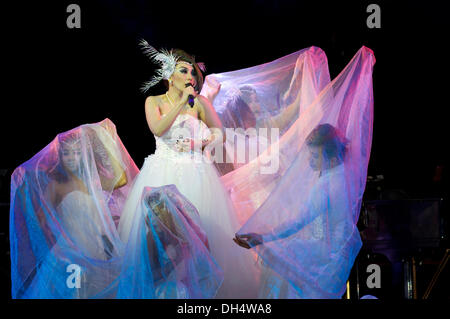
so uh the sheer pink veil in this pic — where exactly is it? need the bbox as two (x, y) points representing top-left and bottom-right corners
(10, 117), (223, 298)
(202, 46), (375, 298)
(10, 44), (375, 299)
(9, 119), (139, 298)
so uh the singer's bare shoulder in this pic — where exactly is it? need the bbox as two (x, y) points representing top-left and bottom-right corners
(145, 94), (172, 116)
(145, 94), (164, 106)
(144, 96), (156, 113)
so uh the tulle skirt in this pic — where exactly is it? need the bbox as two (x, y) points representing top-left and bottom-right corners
(118, 149), (260, 298)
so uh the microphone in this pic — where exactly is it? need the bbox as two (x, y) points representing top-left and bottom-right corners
(185, 83), (195, 108)
(188, 95), (195, 108)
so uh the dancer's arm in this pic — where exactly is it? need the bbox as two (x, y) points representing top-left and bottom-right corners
(203, 76), (221, 104)
(35, 181), (59, 246)
(260, 208), (320, 242)
(87, 127), (127, 190)
(264, 89), (302, 129)
(99, 152), (127, 190)
(235, 198), (324, 248)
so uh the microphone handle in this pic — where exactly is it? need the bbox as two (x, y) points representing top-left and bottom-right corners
(188, 95), (194, 108)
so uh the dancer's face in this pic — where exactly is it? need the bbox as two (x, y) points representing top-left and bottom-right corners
(242, 89), (261, 114)
(308, 146), (341, 172)
(308, 146), (324, 171)
(170, 61), (197, 92)
(61, 143), (82, 173)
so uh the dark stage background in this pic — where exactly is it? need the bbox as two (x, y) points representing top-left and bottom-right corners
(3, 0), (449, 200)
(2, 0), (449, 302)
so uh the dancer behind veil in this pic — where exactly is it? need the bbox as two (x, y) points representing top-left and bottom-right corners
(211, 83), (315, 175)
(11, 41), (374, 299)
(9, 120), (138, 298)
(202, 46), (331, 179)
(234, 123), (354, 298)
(10, 118), (222, 298)
(201, 46), (332, 228)
(231, 47), (375, 298)
(117, 41), (260, 298)
(117, 184), (223, 298)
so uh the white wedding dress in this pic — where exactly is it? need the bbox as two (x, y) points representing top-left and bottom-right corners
(118, 112), (260, 298)
(23, 191), (119, 298)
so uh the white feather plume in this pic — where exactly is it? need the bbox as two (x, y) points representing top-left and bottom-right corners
(139, 39), (180, 93)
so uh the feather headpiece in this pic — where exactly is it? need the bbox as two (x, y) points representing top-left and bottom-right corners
(139, 39), (206, 93)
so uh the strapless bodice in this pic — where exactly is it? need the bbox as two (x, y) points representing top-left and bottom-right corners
(56, 190), (110, 259)
(152, 113), (211, 160)
(57, 190), (95, 215)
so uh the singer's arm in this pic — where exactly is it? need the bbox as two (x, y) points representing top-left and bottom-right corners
(145, 96), (185, 137)
(197, 95), (226, 144)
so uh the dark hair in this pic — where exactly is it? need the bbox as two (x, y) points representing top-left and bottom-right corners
(162, 49), (204, 93)
(238, 85), (259, 108)
(306, 123), (348, 163)
(223, 96), (256, 130)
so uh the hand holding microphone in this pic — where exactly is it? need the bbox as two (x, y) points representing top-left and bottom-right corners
(184, 83), (196, 108)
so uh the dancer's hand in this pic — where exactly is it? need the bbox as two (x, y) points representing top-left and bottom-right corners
(209, 82), (221, 102)
(204, 76), (221, 103)
(201, 136), (215, 151)
(175, 137), (193, 152)
(233, 233), (263, 249)
(100, 120), (115, 136)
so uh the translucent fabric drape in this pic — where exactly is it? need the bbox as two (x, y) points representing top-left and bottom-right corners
(10, 45), (374, 299)
(203, 46), (375, 298)
(201, 46), (330, 176)
(9, 119), (222, 298)
(10, 119), (138, 298)
(117, 185), (223, 298)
